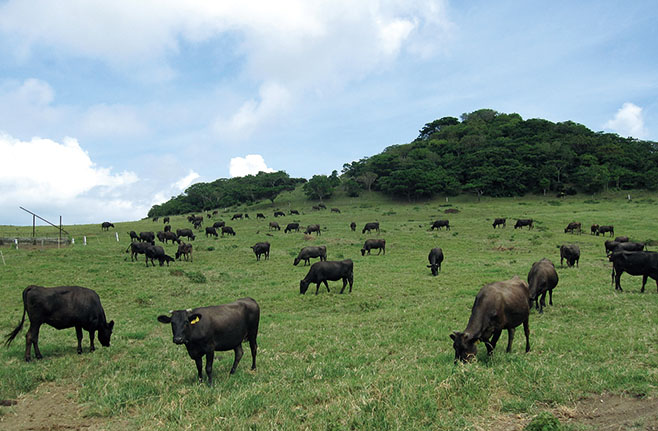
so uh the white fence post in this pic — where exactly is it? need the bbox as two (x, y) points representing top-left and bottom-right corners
(0, 250), (5, 265)
(115, 232), (119, 242)
(71, 238), (75, 244)
(84, 236), (87, 246)
(14, 238), (18, 249)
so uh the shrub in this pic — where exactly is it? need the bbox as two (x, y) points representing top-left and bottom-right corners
(525, 412), (560, 431)
(185, 271), (207, 284)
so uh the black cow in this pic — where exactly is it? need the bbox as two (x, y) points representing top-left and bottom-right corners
(294, 246), (327, 266)
(560, 244), (580, 267)
(362, 222), (380, 234)
(312, 205), (321, 211)
(350, 222), (356, 232)
(244, 214), (250, 219)
(157, 298), (260, 384)
(615, 236), (629, 243)
(101, 222), (114, 231)
(284, 223), (300, 233)
(5, 285), (114, 361)
(597, 225), (614, 237)
(590, 224), (599, 235)
(527, 258), (559, 313)
(139, 231), (155, 243)
(152, 217), (159, 222)
(492, 218), (506, 229)
(331, 208), (341, 213)
(269, 222), (281, 231)
(176, 243), (193, 262)
(157, 231), (166, 243)
(177, 228), (196, 241)
(564, 222), (582, 234)
(290, 210), (299, 215)
(606, 241), (645, 255)
(256, 213), (265, 219)
(163, 231), (180, 244)
(128, 230), (139, 242)
(274, 211), (285, 217)
(145, 245), (172, 267)
(305, 224), (321, 235)
(361, 239), (385, 256)
(427, 247), (444, 276)
(514, 219), (534, 229)
(300, 260), (354, 295)
(221, 226), (236, 237)
(430, 220), (450, 231)
(193, 220), (203, 230)
(231, 213), (243, 220)
(318, 203), (326, 209)
(610, 251), (658, 292)
(252, 242), (270, 261)
(450, 276), (530, 362)
(163, 217), (170, 224)
(207, 213), (212, 219)
(126, 241), (153, 261)
(212, 221), (226, 229)
(205, 227), (218, 238)
(164, 225), (171, 232)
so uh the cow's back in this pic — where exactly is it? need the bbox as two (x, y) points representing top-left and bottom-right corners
(188, 299), (259, 352)
(25, 285), (105, 330)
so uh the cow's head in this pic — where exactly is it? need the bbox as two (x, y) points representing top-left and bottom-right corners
(293, 257), (301, 266)
(97, 320), (114, 347)
(157, 310), (201, 345)
(300, 280), (310, 295)
(427, 264), (439, 276)
(450, 331), (478, 363)
(361, 248), (366, 256)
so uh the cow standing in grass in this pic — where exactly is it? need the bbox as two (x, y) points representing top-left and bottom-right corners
(609, 251), (658, 292)
(300, 260), (354, 295)
(514, 219), (533, 229)
(101, 222), (114, 231)
(492, 218), (506, 229)
(251, 242), (270, 261)
(427, 248), (444, 276)
(527, 258), (558, 313)
(560, 244), (580, 267)
(361, 239), (385, 256)
(294, 246), (327, 266)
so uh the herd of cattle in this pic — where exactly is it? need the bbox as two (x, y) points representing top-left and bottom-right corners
(4, 208), (658, 384)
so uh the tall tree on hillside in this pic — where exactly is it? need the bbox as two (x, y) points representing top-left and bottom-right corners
(303, 175), (334, 202)
(357, 171), (378, 192)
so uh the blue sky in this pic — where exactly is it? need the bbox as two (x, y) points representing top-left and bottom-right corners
(0, 1), (656, 225)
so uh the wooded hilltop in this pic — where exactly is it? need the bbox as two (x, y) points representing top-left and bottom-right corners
(149, 108), (658, 216)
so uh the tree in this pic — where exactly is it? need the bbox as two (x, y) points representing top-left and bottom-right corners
(342, 178), (360, 197)
(303, 175), (334, 202)
(357, 171), (378, 192)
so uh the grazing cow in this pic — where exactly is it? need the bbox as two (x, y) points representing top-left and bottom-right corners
(207, 213), (212, 219)
(175, 243), (193, 262)
(331, 208), (341, 213)
(450, 276), (530, 362)
(221, 226), (236, 237)
(290, 210), (299, 215)
(256, 213), (265, 219)
(126, 241), (153, 261)
(294, 246), (327, 266)
(212, 210), (218, 215)
(231, 213), (243, 220)
(193, 220), (202, 230)
(284, 223), (300, 233)
(350, 222), (356, 232)
(163, 216), (170, 224)
(597, 225), (614, 237)
(615, 236), (629, 243)
(205, 227), (218, 238)
(300, 260), (354, 295)
(187, 215), (196, 223)
(177, 228), (196, 241)
(362, 222), (380, 234)
(492, 218), (506, 229)
(427, 247), (444, 276)
(527, 258), (559, 313)
(305, 224), (321, 235)
(244, 214), (250, 219)
(152, 217), (159, 222)
(609, 251), (658, 292)
(128, 231), (139, 242)
(101, 222), (114, 231)
(514, 219), (534, 229)
(163, 231), (180, 244)
(269, 222), (281, 231)
(318, 203), (326, 209)
(157, 298), (260, 384)
(560, 244), (580, 267)
(274, 211), (285, 217)
(139, 231), (155, 243)
(157, 231), (166, 243)
(251, 242), (270, 261)
(564, 222), (582, 234)
(145, 245), (171, 267)
(606, 241), (645, 255)
(430, 220), (450, 231)
(212, 221), (225, 229)
(312, 205), (321, 211)
(590, 224), (599, 235)
(164, 225), (172, 232)
(5, 285), (114, 361)
(361, 239), (385, 256)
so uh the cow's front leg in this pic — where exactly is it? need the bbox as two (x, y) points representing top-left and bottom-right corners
(76, 326), (83, 354)
(205, 351), (214, 386)
(88, 329), (96, 352)
(194, 357), (203, 383)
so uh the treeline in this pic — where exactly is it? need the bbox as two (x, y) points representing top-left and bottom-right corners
(342, 109), (658, 199)
(148, 171), (305, 217)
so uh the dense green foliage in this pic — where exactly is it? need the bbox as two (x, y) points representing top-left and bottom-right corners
(148, 171), (305, 217)
(343, 109), (658, 200)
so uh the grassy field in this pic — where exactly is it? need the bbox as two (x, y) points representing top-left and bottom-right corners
(0, 190), (657, 430)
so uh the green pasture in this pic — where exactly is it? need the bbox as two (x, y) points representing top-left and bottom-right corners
(1, 190), (657, 430)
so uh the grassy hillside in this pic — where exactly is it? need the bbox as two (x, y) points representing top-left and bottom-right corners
(1, 191), (657, 430)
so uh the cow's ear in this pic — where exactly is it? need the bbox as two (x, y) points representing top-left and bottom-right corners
(188, 314), (202, 325)
(450, 332), (458, 341)
(108, 320), (114, 330)
(157, 315), (171, 324)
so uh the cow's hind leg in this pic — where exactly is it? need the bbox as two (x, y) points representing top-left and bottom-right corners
(548, 288), (553, 306)
(523, 320), (530, 352)
(323, 280), (330, 293)
(230, 345), (243, 374)
(641, 274), (648, 293)
(76, 326), (83, 354)
(539, 292), (547, 313)
(88, 329), (96, 352)
(205, 351), (214, 385)
(488, 329), (502, 354)
(248, 335), (258, 370)
(505, 327), (516, 353)
(26, 323), (42, 360)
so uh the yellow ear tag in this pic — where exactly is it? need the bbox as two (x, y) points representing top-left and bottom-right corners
(190, 317), (200, 325)
(475, 340), (480, 344)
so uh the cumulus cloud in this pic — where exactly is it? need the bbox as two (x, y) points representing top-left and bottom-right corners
(173, 170), (200, 191)
(229, 154), (274, 177)
(604, 102), (648, 139)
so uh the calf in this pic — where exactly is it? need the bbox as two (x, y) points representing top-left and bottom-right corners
(300, 260), (354, 295)
(610, 251), (658, 292)
(492, 218), (506, 229)
(350, 222), (356, 232)
(305, 224), (321, 235)
(274, 211), (285, 217)
(514, 219), (534, 229)
(450, 276), (530, 362)
(101, 222), (114, 231)
(284, 223), (300, 233)
(205, 227), (218, 238)
(590, 224), (599, 235)
(430, 220), (450, 231)
(177, 228), (196, 241)
(175, 242), (193, 262)
(269, 222), (281, 231)
(294, 246), (327, 266)
(560, 244), (580, 267)
(157, 298), (260, 385)
(231, 213), (243, 220)
(362, 222), (380, 234)
(252, 242), (270, 261)
(126, 241), (152, 261)
(5, 285), (114, 361)
(361, 239), (385, 256)
(597, 225), (614, 237)
(564, 222), (581, 234)
(212, 221), (226, 229)
(256, 213), (266, 219)
(427, 247), (444, 276)
(527, 258), (558, 313)
(128, 230), (139, 242)
(221, 226), (236, 237)
(139, 231), (155, 243)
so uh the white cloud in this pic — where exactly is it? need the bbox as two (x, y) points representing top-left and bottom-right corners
(604, 102), (648, 139)
(229, 154), (274, 177)
(173, 170), (200, 191)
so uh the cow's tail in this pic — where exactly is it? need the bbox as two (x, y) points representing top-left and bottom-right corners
(5, 287), (29, 347)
